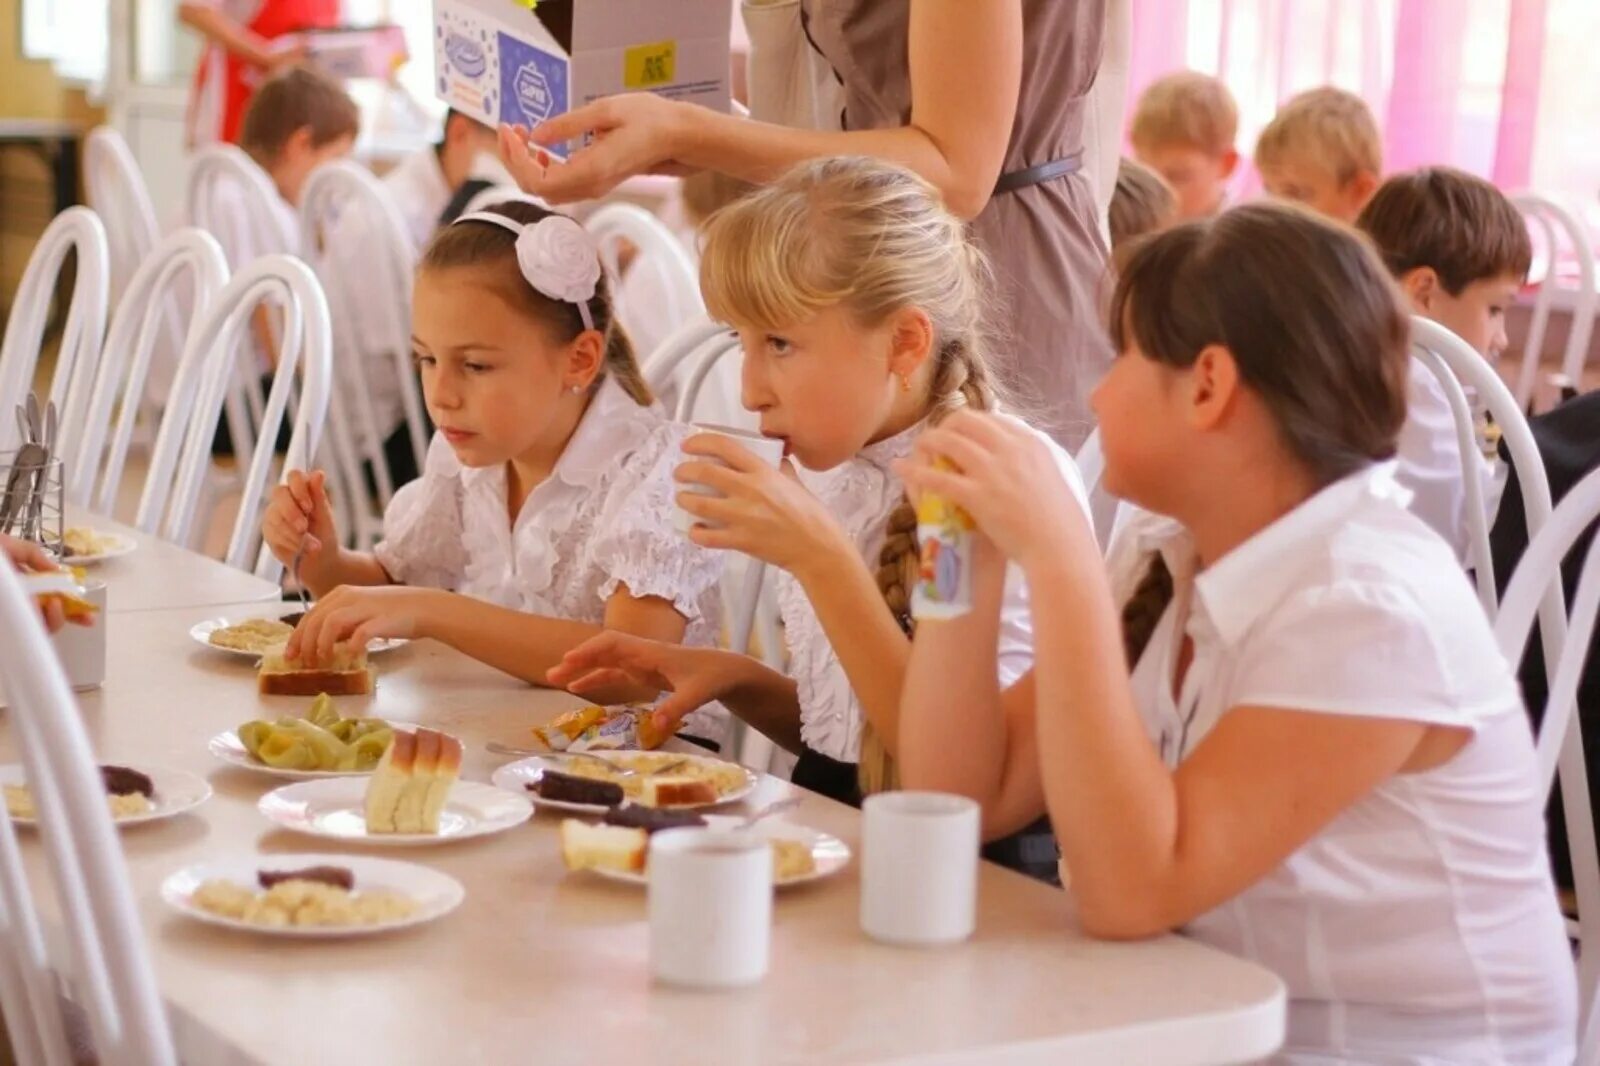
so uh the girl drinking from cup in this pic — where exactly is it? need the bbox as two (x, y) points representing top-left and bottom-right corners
(894, 203), (1575, 1061)
(261, 201), (725, 740)
(548, 157), (1088, 882)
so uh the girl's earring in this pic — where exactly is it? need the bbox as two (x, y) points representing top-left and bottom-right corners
(897, 372), (912, 394)
(568, 384), (583, 394)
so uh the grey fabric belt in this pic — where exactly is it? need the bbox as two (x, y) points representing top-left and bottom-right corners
(993, 150), (1085, 195)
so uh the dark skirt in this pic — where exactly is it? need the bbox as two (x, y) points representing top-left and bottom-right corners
(791, 746), (1061, 886)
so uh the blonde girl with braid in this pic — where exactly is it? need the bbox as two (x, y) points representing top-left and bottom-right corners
(262, 201), (727, 739)
(894, 203), (1573, 1061)
(550, 158), (1090, 880)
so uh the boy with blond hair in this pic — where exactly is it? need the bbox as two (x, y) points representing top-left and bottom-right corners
(1256, 86), (1382, 224)
(1128, 71), (1239, 220)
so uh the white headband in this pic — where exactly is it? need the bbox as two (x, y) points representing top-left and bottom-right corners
(453, 211), (602, 331)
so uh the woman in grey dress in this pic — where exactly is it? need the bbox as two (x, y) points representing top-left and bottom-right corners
(497, 1), (1112, 446)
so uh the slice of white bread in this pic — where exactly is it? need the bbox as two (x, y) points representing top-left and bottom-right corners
(393, 728), (439, 833)
(364, 730), (414, 833)
(421, 731), (462, 833)
(639, 775), (718, 809)
(258, 646), (373, 697)
(559, 819), (646, 873)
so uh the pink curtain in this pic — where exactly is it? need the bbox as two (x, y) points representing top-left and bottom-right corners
(1119, 0), (1546, 187)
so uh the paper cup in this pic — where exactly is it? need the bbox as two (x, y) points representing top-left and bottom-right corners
(649, 828), (773, 988)
(674, 424), (786, 534)
(860, 791), (979, 947)
(50, 580), (107, 692)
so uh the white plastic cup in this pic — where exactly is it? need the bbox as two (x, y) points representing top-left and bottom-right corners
(673, 424), (786, 534)
(860, 791), (980, 947)
(649, 828), (773, 989)
(51, 580), (107, 692)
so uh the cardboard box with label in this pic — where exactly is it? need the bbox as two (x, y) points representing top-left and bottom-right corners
(432, 0), (731, 156)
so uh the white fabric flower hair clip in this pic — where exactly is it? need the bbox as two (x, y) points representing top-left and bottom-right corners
(453, 211), (603, 330)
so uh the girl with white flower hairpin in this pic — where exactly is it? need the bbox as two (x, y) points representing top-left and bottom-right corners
(261, 200), (727, 741)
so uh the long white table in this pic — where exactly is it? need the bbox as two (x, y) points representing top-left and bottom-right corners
(63, 506), (280, 612)
(3, 590), (1286, 1064)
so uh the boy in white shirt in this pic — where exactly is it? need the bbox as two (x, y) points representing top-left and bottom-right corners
(1356, 166), (1530, 561)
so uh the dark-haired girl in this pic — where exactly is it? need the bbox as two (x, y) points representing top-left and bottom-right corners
(895, 203), (1576, 1062)
(260, 202), (724, 736)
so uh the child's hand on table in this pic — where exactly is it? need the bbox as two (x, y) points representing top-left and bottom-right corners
(287, 585), (436, 666)
(547, 632), (745, 735)
(2, 533), (86, 633)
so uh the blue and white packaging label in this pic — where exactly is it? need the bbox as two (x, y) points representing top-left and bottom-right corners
(498, 31), (570, 128)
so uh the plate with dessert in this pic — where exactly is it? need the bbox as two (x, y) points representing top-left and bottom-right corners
(259, 728), (532, 845)
(209, 694), (405, 779)
(162, 853), (464, 938)
(191, 617), (407, 659)
(60, 526), (137, 565)
(493, 751), (758, 814)
(1, 763), (211, 828)
(559, 812), (850, 888)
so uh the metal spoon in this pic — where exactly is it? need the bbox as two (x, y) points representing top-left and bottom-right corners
(737, 796), (803, 828)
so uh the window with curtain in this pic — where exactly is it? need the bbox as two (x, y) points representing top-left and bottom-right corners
(23, 0), (111, 84)
(1127, 0), (1600, 209)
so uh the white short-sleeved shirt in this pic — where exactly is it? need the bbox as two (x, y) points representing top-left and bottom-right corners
(1122, 465), (1575, 1064)
(372, 378), (727, 737)
(784, 416), (1091, 762)
(1397, 353), (1494, 565)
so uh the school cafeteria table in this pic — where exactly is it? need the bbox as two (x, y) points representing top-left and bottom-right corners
(64, 505), (281, 612)
(2, 587), (1287, 1063)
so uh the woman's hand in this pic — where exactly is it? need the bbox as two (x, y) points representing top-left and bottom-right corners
(893, 411), (1093, 573)
(263, 470), (340, 592)
(675, 434), (851, 579)
(287, 585), (439, 666)
(496, 93), (697, 203)
(547, 632), (750, 735)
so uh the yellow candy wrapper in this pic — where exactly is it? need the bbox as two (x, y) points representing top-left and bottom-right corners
(912, 458), (974, 620)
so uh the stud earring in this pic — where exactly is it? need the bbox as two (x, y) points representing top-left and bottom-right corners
(897, 373), (912, 394)
(568, 384), (583, 394)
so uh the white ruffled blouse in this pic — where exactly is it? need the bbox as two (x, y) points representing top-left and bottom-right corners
(783, 417), (1089, 762)
(372, 379), (726, 733)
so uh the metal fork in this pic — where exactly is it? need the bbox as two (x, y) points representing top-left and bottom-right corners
(288, 536), (311, 613)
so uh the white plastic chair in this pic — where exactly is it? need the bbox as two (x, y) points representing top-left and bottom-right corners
(298, 160), (429, 549)
(1494, 463), (1600, 1055)
(0, 564), (177, 1066)
(643, 316), (734, 414)
(586, 202), (705, 350)
(70, 229), (230, 513)
(136, 255), (333, 580)
(185, 144), (299, 467)
(83, 127), (160, 312)
(1410, 317), (1556, 612)
(1511, 193), (1596, 411)
(0, 208), (110, 472)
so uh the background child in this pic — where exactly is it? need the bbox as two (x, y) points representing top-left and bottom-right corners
(1356, 166), (1532, 561)
(1255, 86), (1382, 223)
(895, 203), (1574, 1061)
(549, 158), (1088, 882)
(1107, 156), (1178, 267)
(261, 201), (726, 739)
(237, 65), (359, 229)
(1129, 71), (1239, 220)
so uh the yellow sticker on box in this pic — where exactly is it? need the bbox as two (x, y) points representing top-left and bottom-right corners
(624, 39), (677, 88)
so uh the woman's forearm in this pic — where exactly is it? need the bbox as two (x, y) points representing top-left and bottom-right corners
(178, 5), (273, 66)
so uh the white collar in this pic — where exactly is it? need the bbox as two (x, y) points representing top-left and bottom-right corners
(856, 417), (925, 471)
(1152, 462), (1409, 646)
(459, 376), (650, 497)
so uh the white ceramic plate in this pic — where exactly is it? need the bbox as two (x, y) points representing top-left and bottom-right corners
(491, 752), (758, 815)
(259, 778), (533, 846)
(60, 528), (137, 565)
(0, 764), (211, 828)
(162, 853), (464, 938)
(584, 816), (851, 889)
(189, 617), (408, 658)
(208, 724), (410, 781)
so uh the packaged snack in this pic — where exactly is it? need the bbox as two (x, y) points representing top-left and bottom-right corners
(911, 459), (974, 620)
(531, 706), (606, 751)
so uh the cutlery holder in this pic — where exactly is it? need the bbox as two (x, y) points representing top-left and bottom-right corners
(0, 448), (64, 554)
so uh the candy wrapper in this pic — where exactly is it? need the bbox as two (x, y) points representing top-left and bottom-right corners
(912, 459), (973, 620)
(531, 704), (679, 752)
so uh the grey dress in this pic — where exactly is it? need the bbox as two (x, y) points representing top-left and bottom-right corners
(799, 0), (1112, 448)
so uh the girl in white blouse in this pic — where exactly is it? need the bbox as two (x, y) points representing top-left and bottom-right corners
(261, 201), (725, 736)
(894, 203), (1575, 1062)
(547, 158), (1088, 881)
